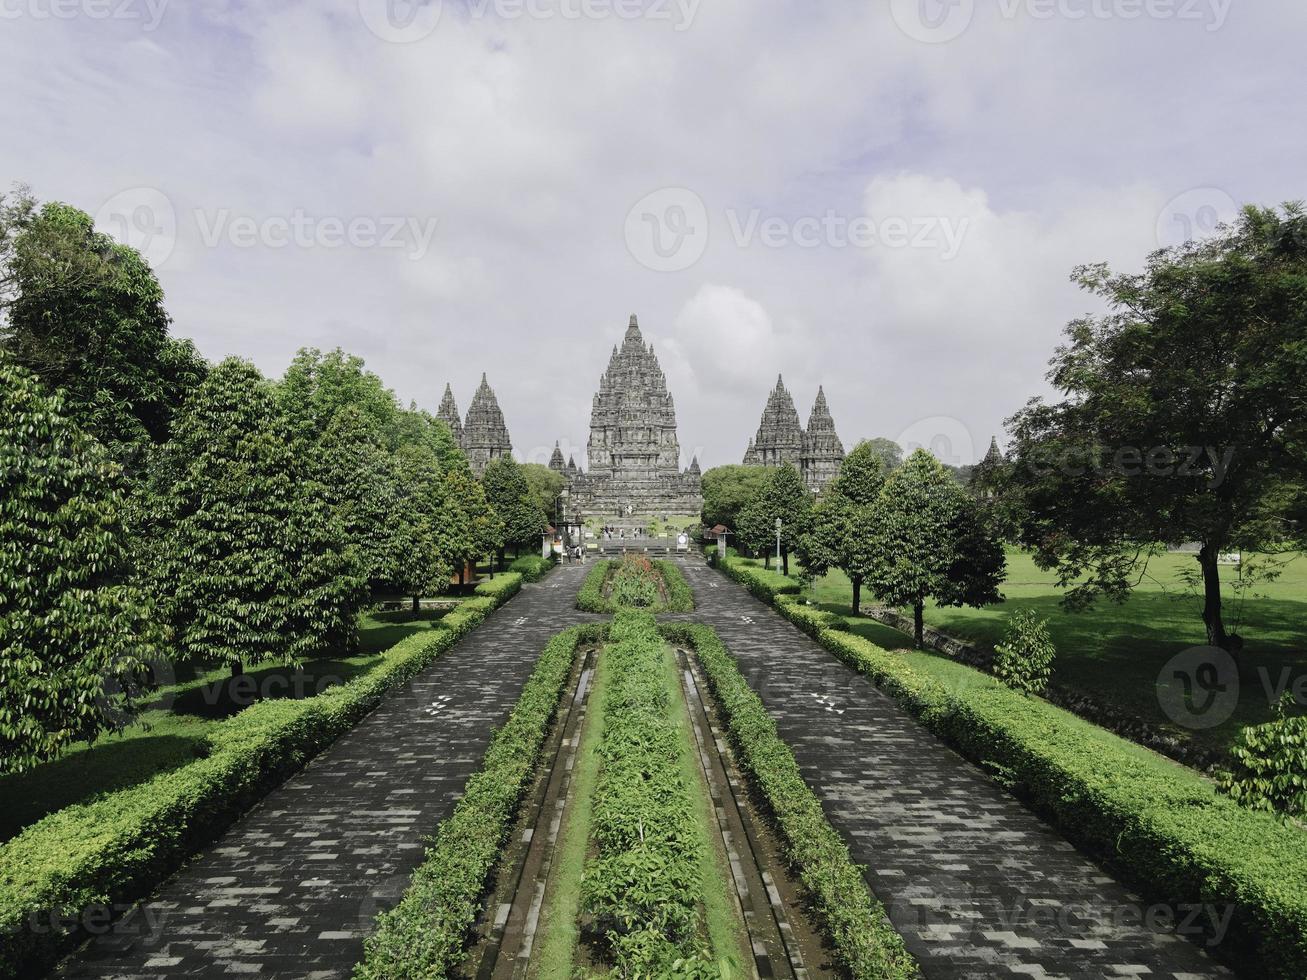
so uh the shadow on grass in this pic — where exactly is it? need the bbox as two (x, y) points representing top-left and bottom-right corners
(0, 734), (206, 843)
(170, 656), (385, 720)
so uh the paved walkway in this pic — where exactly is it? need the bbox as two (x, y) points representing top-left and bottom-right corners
(54, 564), (593, 980)
(672, 558), (1232, 980)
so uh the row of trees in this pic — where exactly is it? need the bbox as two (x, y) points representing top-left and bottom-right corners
(0, 188), (549, 773)
(715, 444), (1005, 647)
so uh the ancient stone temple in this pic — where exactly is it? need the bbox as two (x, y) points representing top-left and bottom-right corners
(460, 373), (513, 475)
(436, 383), (463, 444)
(548, 442), (566, 472)
(562, 314), (702, 515)
(744, 375), (845, 493)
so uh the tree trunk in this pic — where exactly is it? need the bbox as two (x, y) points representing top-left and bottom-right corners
(411, 595), (420, 614)
(851, 576), (861, 615)
(763, 552), (771, 570)
(781, 548), (789, 577)
(1198, 543), (1230, 651)
(230, 659), (243, 679)
(458, 564), (466, 587)
(913, 600), (924, 649)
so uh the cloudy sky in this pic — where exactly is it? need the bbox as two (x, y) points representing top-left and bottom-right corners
(3, 0), (1303, 469)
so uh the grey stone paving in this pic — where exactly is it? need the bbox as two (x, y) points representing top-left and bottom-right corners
(52, 564), (594, 980)
(671, 558), (1234, 980)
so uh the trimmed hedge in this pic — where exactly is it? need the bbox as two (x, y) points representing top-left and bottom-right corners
(742, 570), (1307, 979)
(718, 554), (801, 603)
(654, 560), (695, 613)
(355, 622), (599, 979)
(0, 574), (524, 980)
(663, 622), (920, 980)
(508, 554), (554, 582)
(576, 560), (613, 613)
(576, 559), (696, 614)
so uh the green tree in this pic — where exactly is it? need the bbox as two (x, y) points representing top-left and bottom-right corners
(1, 200), (205, 453)
(443, 467), (504, 584)
(394, 403), (467, 472)
(700, 464), (772, 530)
(862, 437), (904, 474)
(146, 359), (364, 674)
(521, 462), (564, 527)
(0, 359), (157, 772)
(800, 441), (887, 612)
(866, 449), (1005, 647)
(482, 456), (544, 565)
(1006, 204), (1307, 652)
(736, 464), (812, 574)
(278, 347), (400, 444)
(393, 445), (455, 610)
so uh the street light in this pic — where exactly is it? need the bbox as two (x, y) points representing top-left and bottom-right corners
(775, 516), (782, 567)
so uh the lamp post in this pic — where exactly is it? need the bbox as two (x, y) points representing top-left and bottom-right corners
(774, 516), (782, 568)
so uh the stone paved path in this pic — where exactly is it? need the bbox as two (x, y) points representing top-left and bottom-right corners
(672, 558), (1233, 980)
(53, 564), (595, 980)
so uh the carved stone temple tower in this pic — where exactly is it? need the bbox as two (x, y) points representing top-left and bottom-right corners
(461, 373), (513, 475)
(744, 375), (845, 493)
(562, 314), (702, 515)
(436, 383), (463, 444)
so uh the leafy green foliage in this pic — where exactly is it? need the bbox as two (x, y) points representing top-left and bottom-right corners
(277, 347), (400, 445)
(0, 360), (157, 773)
(481, 457), (545, 556)
(1, 201), (205, 452)
(356, 619), (594, 980)
(737, 463), (812, 573)
(582, 613), (718, 977)
(991, 609), (1056, 696)
(1219, 708), (1307, 820)
(699, 464), (772, 530)
(143, 358), (364, 669)
(520, 462), (564, 527)
(442, 467), (504, 582)
(578, 558), (694, 614)
(0, 575), (524, 980)
(1005, 204), (1307, 650)
(392, 445), (456, 602)
(866, 450), (1005, 646)
(802, 441), (887, 612)
(664, 622), (919, 980)
(717, 553), (801, 603)
(610, 555), (661, 608)
(507, 554), (554, 582)
(861, 437), (904, 474)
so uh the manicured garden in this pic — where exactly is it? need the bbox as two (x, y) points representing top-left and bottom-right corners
(576, 554), (695, 614)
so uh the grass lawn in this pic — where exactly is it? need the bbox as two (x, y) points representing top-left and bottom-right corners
(759, 549), (1307, 758)
(0, 606), (455, 842)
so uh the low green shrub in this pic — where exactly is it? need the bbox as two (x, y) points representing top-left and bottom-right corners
(654, 560), (695, 613)
(610, 555), (661, 608)
(355, 622), (598, 979)
(0, 574), (524, 980)
(1219, 709), (1307, 821)
(991, 608), (1056, 696)
(776, 595), (848, 634)
(719, 555), (800, 603)
(577, 560), (614, 613)
(663, 622), (919, 980)
(582, 613), (718, 977)
(576, 559), (695, 614)
(508, 554), (554, 582)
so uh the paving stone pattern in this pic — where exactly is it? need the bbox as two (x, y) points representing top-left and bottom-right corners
(673, 559), (1233, 980)
(53, 564), (596, 980)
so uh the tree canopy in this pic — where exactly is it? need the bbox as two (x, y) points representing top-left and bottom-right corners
(737, 463), (813, 574)
(482, 456), (545, 559)
(701, 464), (773, 530)
(801, 440), (888, 612)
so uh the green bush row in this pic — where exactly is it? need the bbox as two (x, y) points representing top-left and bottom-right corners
(507, 553), (554, 582)
(582, 612), (718, 976)
(576, 560), (614, 613)
(749, 575), (1307, 979)
(654, 560), (695, 613)
(0, 574), (524, 980)
(718, 554), (801, 603)
(663, 622), (920, 980)
(576, 559), (696, 614)
(355, 622), (599, 979)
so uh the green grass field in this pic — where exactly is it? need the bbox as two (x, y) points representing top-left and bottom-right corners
(0, 607), (454, 842)
(758, 549), (1307, 758)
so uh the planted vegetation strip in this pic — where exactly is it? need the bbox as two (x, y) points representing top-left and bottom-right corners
(664, 622), (921, 980)
(576, 560), (615, 613)
(508, 554), (555, 582)
(722, 556), (1307, 980)
(576, 556), (695, 614)
(581, 612), (719, 976)
(355, 623), (600, 980)
(654, 559), (695, 612)
(0, 574), (523, 980)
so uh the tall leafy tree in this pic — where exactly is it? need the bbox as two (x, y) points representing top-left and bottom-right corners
(394, 403), (467, 472)
(1006, 204), (1307, 652)
(521, 462), (564, 528)
(801, 441), (887, 612)
(443, 467), (504, 584)
(862, 437), (904, 474)
(482, 456), (545, 564)
(393, 444), (455, 610)
(146, 359), (363, 674)
(866, 449), (1005, 646)
(0, 359), (156, 772)
(1, 200), (205, 453)
(700, 464), (773, 530)
(278, 347), (400, 445)
(737, 463), (812, 574)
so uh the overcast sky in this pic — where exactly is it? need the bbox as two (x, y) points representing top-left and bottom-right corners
(3, 0), (1303, 469)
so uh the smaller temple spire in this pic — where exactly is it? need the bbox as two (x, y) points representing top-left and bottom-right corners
(436, 382), (463, 446)
(548, 441), (565, 471)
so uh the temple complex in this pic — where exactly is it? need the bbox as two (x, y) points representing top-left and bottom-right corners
(744, 375), (845, 493)
(560, 314), (702, 515)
